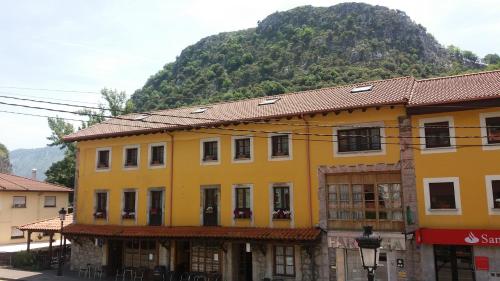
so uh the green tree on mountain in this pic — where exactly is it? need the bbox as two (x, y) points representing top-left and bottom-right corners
(0, 143), (13, 174)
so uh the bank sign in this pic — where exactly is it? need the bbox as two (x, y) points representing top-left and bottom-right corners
(416, 229), (500, 247)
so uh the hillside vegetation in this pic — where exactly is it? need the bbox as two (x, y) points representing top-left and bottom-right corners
(130, 3), (497, 111)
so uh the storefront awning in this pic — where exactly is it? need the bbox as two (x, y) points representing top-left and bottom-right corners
(416, 228), (500, 247)
(63, 224), (321, 242)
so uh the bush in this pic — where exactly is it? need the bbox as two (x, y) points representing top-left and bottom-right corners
(11, 251), (39, 270)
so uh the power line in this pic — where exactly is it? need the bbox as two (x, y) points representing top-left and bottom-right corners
(0, 86), (100, 94)
(0, 91), (102, 106)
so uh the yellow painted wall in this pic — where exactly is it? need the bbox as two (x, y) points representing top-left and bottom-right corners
(0, 191), (69, 245)
(412, 107), (500, 229)
(76, 106), (405, 228)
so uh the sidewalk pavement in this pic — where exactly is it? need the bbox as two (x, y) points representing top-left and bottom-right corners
(0, 267), (82, 281)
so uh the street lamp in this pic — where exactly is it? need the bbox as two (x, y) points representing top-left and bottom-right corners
(355, 226), (381, 281)
(57, 207), (67, 276)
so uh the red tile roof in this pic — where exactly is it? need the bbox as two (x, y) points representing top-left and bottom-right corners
(63, 224), (321, 241)
(18, 214), (74, 232)
(409, 70), (500, 106)
(0, 173), (72, 192)
(63, 77), (414, 141)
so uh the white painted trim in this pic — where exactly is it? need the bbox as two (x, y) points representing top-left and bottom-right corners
(480, 112), (500, 150)
(423, 177), (461, 215)
(231, 135), (254, 163)
(231, 184), (254, 226)
(268, 183), (294, 227)
(267, 133), (293, 161)
(485, 175), (500, 215)
(419, 116), (457, 154)
(122, 144), (140, 170)
(200, 137), (221, 165)
(148, 142), (167, 169)
(332, 121), (386, 157)
(95, 147), (112, 172)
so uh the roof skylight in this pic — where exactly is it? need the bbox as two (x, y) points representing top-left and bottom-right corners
(191, 107), (208, 114)
(131, 114), (149, 120)
(350, 85), (373, 93)
(258, 97), (280, 106)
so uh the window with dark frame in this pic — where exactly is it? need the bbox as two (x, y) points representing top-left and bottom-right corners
(486, 117), (500, 144)
(234, 187), (251, 219)
(123, 191), (136, 219)
(203, 141), (218, 161)
(273, 186), (291, 219)
(11, 227), (24, 239)
(424, 121), (451, 148)
(491, 180), (500, 209)
(274, 245), (295, 276)
(337, 127), (381, 152)
(190, 242), (221, 273)
(429, 182), (456, 209)
(12, 196), (26, 208)
(125, 147), (138, 167)
(97, 149), (110, 169)
(271, 134), (289, 157)
(95, 192), (107, 219)
(44, 196), (56, 207)
(234, 138), (251, 160)
(150, 145), (165, 165)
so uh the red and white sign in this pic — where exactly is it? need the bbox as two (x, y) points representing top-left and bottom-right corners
(416, 228), (500, 247)
(475, 256), (489, 271)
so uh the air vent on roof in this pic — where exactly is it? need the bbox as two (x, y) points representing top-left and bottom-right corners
(350, 85), (373, 93)
(191, 107), (208, 114)
(132, 114), (148, 120)
(258, 97), (280, 106)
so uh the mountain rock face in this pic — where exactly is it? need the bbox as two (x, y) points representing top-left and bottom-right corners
(130, 3), (482, 111)
(10, 146), (65, 180)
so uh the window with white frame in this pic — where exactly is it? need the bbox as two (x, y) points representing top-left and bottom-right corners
(337, 127), (382, 152)
(201, 138), (220, 164)
(124, 146), (139, 168)
(122, 191), (136, 219)
(269, 133), (292, 160)
(234, 186), (251, 219)
(44, 196), (56, 207)
(233, 136), (252, 161)
(274, 245), (295, 276)
(424, 178), (461, 215)
(272, 185), (291, 219)
(96, 148), (111, 170)
(480, 112), (500, 149)
(486, 176), (500, 214)
(149, 143), (166, 167)
(11, 227), (24, 239)
(419, 117), (456, 152)
(12, 196), (26, 208)
(94, 192), (108, 219)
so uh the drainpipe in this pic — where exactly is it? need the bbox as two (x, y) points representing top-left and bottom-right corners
(167, 132), (175, 227)
(301, 114), (314, 228)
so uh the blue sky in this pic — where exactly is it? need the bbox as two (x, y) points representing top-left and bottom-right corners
(0, 0), (499, 150)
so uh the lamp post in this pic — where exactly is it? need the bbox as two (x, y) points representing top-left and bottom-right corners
(355, 226), (381, 281)
(57, 207), (67, 276)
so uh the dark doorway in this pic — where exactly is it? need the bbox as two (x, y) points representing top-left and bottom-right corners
(434, 245), (475, 281)
(203, 188), (219, 226)
(149, 190), (163, 226)
(107, 240), (123, 275)
(236, 244), (253, 281)
(175, 241), (190, 273)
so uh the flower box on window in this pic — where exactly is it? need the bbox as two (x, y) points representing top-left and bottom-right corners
(94, 211), (107, 219)
(122, 211), (135, 219)
(97, 163), (109, 169)
(272, 209), (291, 219)
(204, 155), (217, 161)
(151, 160), (162, 165)
(234, 208), (252, 219)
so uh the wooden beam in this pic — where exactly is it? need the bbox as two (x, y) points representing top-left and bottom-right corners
(26, 231), (32, 252)
(49, 233), (54, 267)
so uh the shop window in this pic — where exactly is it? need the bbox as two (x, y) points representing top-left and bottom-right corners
(328, 180), (402, 221)
(429, 182), (456, 209)
(337, 127), (381, 152)
(423, 121), (451, 148)
(234, 187), (251, 219)
(44, 196), (56, 207)
(124, 146), (139, 168)
(124, 240), (156, 269)
(234, 137), (251, 160)
(270, 134), (290, 158)
(94, 192), (107, 219)
(122, 191), (136, 219)
(201, 139), (219, 163)
(96, 148), (111, 170)
(273, 185), (291, 219)
(11, 227), (24, 239)
(485, 116), (500, 144)
(190, 242), (221, 273)
(149, 144), (165, 166)
(274, 245), (295, 276)
(12, 196), (26, 208)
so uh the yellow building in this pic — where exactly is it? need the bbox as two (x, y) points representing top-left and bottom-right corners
(0, 172), (71, 247)
(408, 71), (500, 281)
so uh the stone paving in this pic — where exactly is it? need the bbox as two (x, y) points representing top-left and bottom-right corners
(0, 267), (85, 281)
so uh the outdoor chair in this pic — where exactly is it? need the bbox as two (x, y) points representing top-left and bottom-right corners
(94, 265), (105, 279)
(133, 267), (147, 281)
(115, 268), (125, 281)
(78, 263), (91, 278)
(180, 272), (190, 281)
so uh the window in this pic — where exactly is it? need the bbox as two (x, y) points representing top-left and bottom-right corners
(491, 180), (500, 209)
(201, 138), (220, 164)
(328, 178), (403, 221)
(486, 176), (500, 214)
(149, 144), (165, 167)
(12, 196), (26, 208)
(485, 117), (500, 144)
(95, 192), (107, 219)
(234, 187), (251, 219)
(258, 97), (280, 106)
(424, 122), (451, 148)
(424, 178), (461, 215)
(234, 138), (251, 160)
(337, 127), (381, 152)
(274, 245), (295, 276)
(123, 191), (136, 219)
(190, 242), (221, 273)
(124, 240), (156, 269)
(270, 134), (290, 158)
(273, 186), (291, 219)
(11, 227), (24, 239)
(96, 148), (111, 170)
(124, 146), (139, 168)
(44, 196), (56, 207)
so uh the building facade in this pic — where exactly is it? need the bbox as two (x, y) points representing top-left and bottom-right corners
(0, 173), (71, 246)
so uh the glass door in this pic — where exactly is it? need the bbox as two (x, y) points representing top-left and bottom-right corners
(149, 190), (163, 226)
(203, 188), (219, 226)
(434, 245), (475, 281)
